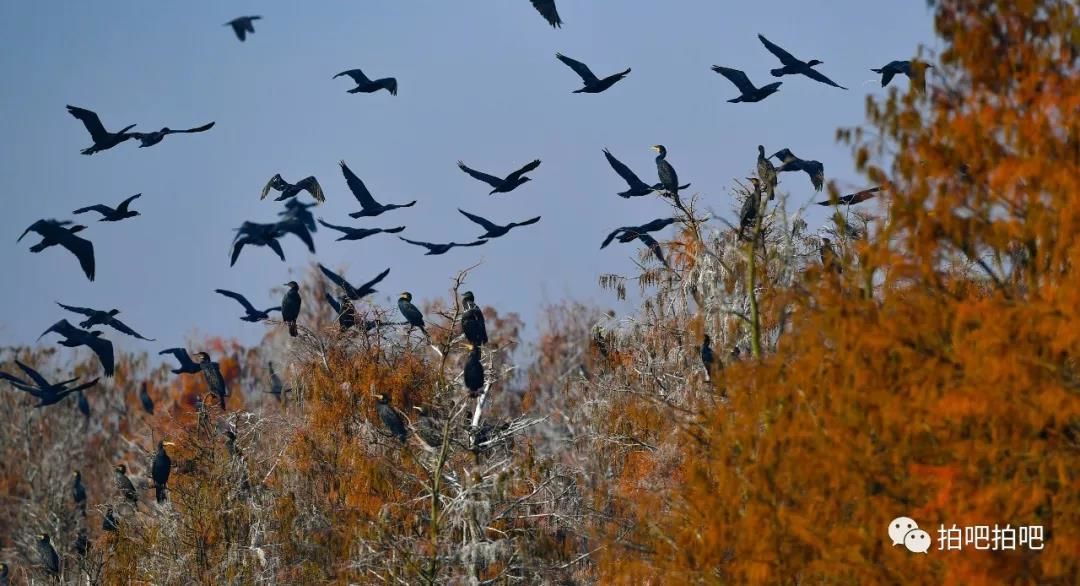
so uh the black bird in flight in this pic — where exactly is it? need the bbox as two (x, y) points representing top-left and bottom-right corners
(159, 348), (201, 375)
(602, 148), (690, 198)
(325, 293), (357, 332)
(73, 193), (142, 222)
(37, 534), (60, 576)
(333, 69), (398, 95)
(458, 209), (540, 239)
(739, 178), (763, 241)
(711, 66), (782, 103)
(56, 302), (155, 340)
(373, 393), (408, 442)
(261, 174), (325, 203)
(340, 160), (417, 218)
(651, 145), (682, 200)
(66, 105), (135, 155)
(18, 219), (96, 281)
(279, 199), (318, 233)
(214, 289), (281, 322)
(399, 237), (488, 256)
(317, 219), (405, 242)
(130, 121), (215, 148)
(872, 60), (933, 88)
(398, 292), (428, 338)
(457, 159), (541, 195)
(0, 360), (98, 407)
(225, 16), (261, 41)
(461, 291), (488, 347)
(151, 441), (174, 503)
(771, 148), (824, 191)
(816, 186), (881, 206)
(757, 34), (847, 89)
(281, 281), (302, 337)
(555, 53), (630, 93)
(39, 320), (115, 376)
(757, 146), (779, 200)
(231, 221), (286, 266)
(138, 381), (155, 414)
(115, 464), (137, 504)
(193, 352), (228, 409)
(530, 0), (562, 27)
(463, 344), (485, 397)
(318, 264), (390, 301)
(600, 217), (678, 249)
(274, 218), (316, 253)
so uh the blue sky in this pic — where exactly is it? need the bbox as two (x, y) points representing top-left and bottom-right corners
(0, 1), (936, 354)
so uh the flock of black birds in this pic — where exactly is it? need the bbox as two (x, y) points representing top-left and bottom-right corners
(4, 1), (924, 577)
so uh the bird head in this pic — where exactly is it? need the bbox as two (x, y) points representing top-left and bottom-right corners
(73, 470), (81, 479)
(461, 291), (475, 303)
(822, 237), (832, 245)
(650, 145), (667, 155)
(757, 145), (766, 156)
(413, 405), (428, 415)
(519, 177), (532, 184)
(284, 281), (299, 289)
(160, 440), (176, 449)
(399, 292), (412, 302)
(806, 59), (823, 66)
(372, 392), (389, 403)
(192, 351), (210, 363)
(39, 533), (50, 542)
(108, 309), (121, 316)
(747, 177), (761, 187)
(115, 464), (126, 474)
(703, 334), (711, 344)
(160, 127), (171, 133)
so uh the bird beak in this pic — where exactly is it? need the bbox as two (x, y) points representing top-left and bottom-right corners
(163, 441), (176, 447)
(412, 406), (423, 412)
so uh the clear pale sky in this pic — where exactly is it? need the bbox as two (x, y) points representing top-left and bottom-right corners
(0, 1), (935, 354)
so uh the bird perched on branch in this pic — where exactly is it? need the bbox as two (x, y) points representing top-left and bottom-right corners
(193, 352), (228, 409)
(318, 265), (390, 301)
(398, 292), (428, 338)
(340, 160), (416, 218)
(66, 105), (135, 155)
(701, 334), (716, 383)
(37, 534), (59, 576)
(464, 344), (485, 397)
(225, 16), (261, 41)
(373, 393), (407, 442)
(0, 360), (99, 407)
(602, 148), (690, 198)
(103, 506), (119, 532)
(816, 186), (881, 206)
(458, 209), (540, 240)
(555, 53), (630, 94)
(152, 441), (174, 503)
(18, 219), (96, 281)
(771, 148), (824, 192)
(73, 193), (142, 222)
(261, 174), (325, 203)
(458, 159), (541, 195)
(130, 121), (215, 148)
(412, 405), (444, 448)
(56, 303), (154, 340)
(281, 281), (302, 337)
(757, 34), (847, 89)
(325, 293), (357, 332)
(72, 471), (87, 514)
(39, 320), (115, 376)
(650, 145), (682, 200)
(317, 219), (405, 242)
(159, 348), (201, 375)
(214, 289), (280, 322)
(399, 237), (487, 256)
(139, 381), (155, 414)
(757, 146), (778, 200)
(334, 68), (398, 95)
(711, 66), (782, 103)
(530, 0), (562, 27)
(115, 464), (137, 504)
(738, 178), (763, 241)
(461, 291), (489, 347)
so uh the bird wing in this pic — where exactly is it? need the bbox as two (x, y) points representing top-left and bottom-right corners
(67, 378), (100, 394)
(85, 335), (116, 376)
(316, 219), (351, 235)
(104, 317), (153, 341)
(0, 370), (33, 389)
(637, 234), (669, 268)
(801, 68), (847, 89)
(14, 360), (51, 388)
(845, 186), (881, 204)
(357, 267), (391, 296)
(229, 20), (247, 41)
(230, 238), (247, 266)
(399, 236), (435, 251)
(276, 219), (316, 253)
(555, 53), (599, 84)
(324, 293), (342, 314)
(260, 175), (282, 200)
(757, 34), (798, 66)
(603, 149), (650, 189)
(600, 227), (626, 249)
(116, 193), (142, 212)
(72, 204), (114, 217)
(66, 106), (108, 141)
(40, 319), (81, 341)
(375, 77), (398, 95)
(505, 159), (541, 183)
(530, 0), (563, 27)
(456, 161), (504, 188)
(318, 264), (356, 296)
(296, 176), (325, 203)
(57, 232), (96, 281)
(169, 121), (216, 134)
(511, 216), (542, 228)
(333, 69), (372, 84)
(453, 240), (488, 248)
(266, 238), (286, 261)
(711, 66), (756, 92)
(457, 209), (500, 232)
(339, 161), (379, 207)
(215, 289), (258, 313)
(56, 302), (97, 317)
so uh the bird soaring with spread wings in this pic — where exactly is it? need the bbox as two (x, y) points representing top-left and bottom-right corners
(458, 209), (540, 239)
(39, 320), (115, 376)
(457, 159), (541, 195)
(710, 66), (782, 103)
(318, 265), (390, 301)
(56, 302), (154, 340)
(225, 16), (261, 41)
(214, 289), (281, 322)
(18, 219), (96, 281)
(757, 34), (847, 89)
(333, 69), (398, 95)
(261, 174), (325, 203)
(73, 193), (142, 222)
(130, 121), (215, 147)
(66, 105), (135, 155)
(339, 160), (417, 218)
(555, 53), (630, 93)
(399, 237), (488, 256)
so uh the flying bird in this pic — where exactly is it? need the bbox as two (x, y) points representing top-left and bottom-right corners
(281, 281), (302, 337)
(39, 320), (115, 376)
(339, 160), (417, 218)
(56, 303), (155, 340)
(231, 221), (286, 266)
(872, 60), (933, 88)
(317, 219), (405, 242)
(461, 291), (488, 347)
(530, 0), (562, 27)
(152, 441), (174, 503)
(279, 199), (318, 233)
(635, 233), (669, 269)
(261, 174), (325, 203)
(710, 66), (782, 103)
(115, 464), (137, 504)
(771, 148), (824, 191)
(138, 381), (155, 414)
(651, 145), (682, 199)
(398, 292), (428, 338)
(600, 218), (678, 249)
(602, 148), (690, 198)
(457, 159), (541, 195)
(463, 344), (485, 397)
(274, 218), (316, 253)
(757, 34), (847, 89)
(193, 352), (228, 409)
(318, 265), (390, 300)
(757, 146), (778, 200)
(0, 360), (98, 407)
(129, 121), (215, 148)
(333, 69), (398, 95)
(399, 237), (488, 256)
(214, 289), (281, 322)
(73, 193), (142, 222)
(458, 209), (540, 239)
(159, 348), (201, 375)
(817, 186), (881, 207)
(18, 219), (96, 281)
(225, 16), (261, 41)
(555, 53), (630, 93)
(66, 105), (135, 155)
(373, 393), (408, 442)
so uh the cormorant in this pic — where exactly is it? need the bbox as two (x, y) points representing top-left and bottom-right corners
(152, 441), (174, 503)
(225, 16), (261, 41)
(0, 561), (8, 585)
(872, 60), (933, 88)
(757, 146), (778, 200)
(650, 145), (681, 198)
(820, 237), (842, 273)
(260, 174), (325, 203)
(74, 528), (89, 557)
(56, 303), (155, 340)
(458, 209), (540, 239)
(398, 292), (428, 338)
(115, 464), (137, 504)
(159, 348), (201, 375)
(38, 320), (115, 376)
(193, 352), (228, 409)
(0, 360), (99, 406)
(816, 186), (880, 206)
(273, 218), (316, 254)
(73, 471), (87, 514)
(412, 406), (443, 448)
(555, 53), (630, 93)
(463, 344), (485, 397)
(18, 219), (96, 281)
(72, 193), (142, 222)
(770, 148), (824, 191)
(340, 160), (417, 218)
(738, 178), (763, 241)
(318, 265), (390, 301)
(710, 66), (782, 102)
(280, 281), (302, 337)
(602, 148), (691, 198)
(231, 221), (286, 266)
(317, 219), (405, 242)
(373, 393), (407, 442)
(77, 389), (90, 419)
(266, 362), (292, 400)
(279, 199), (317, 233)
(757, 34), (847, 89)
(333, 69), (398, 95)
(461, 291), (488, 347)
(457, 159), (541, 195)
(37, 534), (59, 576)
(129, 121), (215, 147)
(636, 233), (669, 269)
(701, 334), (715, 382)
(138, 381), (154, 414)
(600, 217), (678, 249)
(325, 293), (357, 332)
(214, 289), (281, 322)
(66, 105), (135, 155)
(399, 237), (488, 256)
(530, 0), (562, 27)
(103, 506), (119, 532)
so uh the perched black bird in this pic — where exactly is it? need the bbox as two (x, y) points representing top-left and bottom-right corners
(73, 470), (87, 514)
(77, 389), (90, 419)
(738, 178), (763, 241)
(457, 159), (541, 195)
(650, 145), (681, 199)
(0, 561), (8, 585)
(266, 362), (292, 401)
(461, 291), (488, 347)
(757, 146), (779, 200)
(399, 237), (488, 256)
(281, 281), (302, 337)
(816, 186), (881, 206)
(279, 199), (318, 233)
(318, 265), (390, 301)
(339, 160), (417, 218)
(214, 289), (281, 322)
(820, 237), (842, 274)
(333, 69), (398, 95)
(530, 0), (562, 27)
(37, 534), (59, 576)
(152, 441), (174, 503)
(273, 218), (316, 254)
(757, 34), (847, 89)
(74, 528), (89, 557)
(159, 348), (201, 375)
(193, 352), (228, 410)
(325, 293), (357, 332)
(872, 60), (933, 88)
(138, 381), (155, 414)
(463, 344), (485, 397)
(261, 174), (325, 203)
(771, 148), (824, 191)
(66, 105), (135, 155)
(458, 209), (540, 239)
(39, 320), (115, 376)
(18, 219), (96, 280)
(130, 122), (215, 147)
(231, 221), (286, 266)
(317, 219), (405, 242)
(600, 218), (678, 249)
(225, 16), (261, 41)
(73, 193), (142, 222)
(373, 393), (407, 442)
(56, 303), (154, 340)
(412, 405), (443, 448)
(602, 148), (691, 198)
(0, 360), (99, 406)
(701, 334), (715, 382)
(398, 292), (428, 338)
(115, 464), (137, 504)
(710, 66), (782, 103)
(103, 506), (119, 532)
(555, 53), (630, 93)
